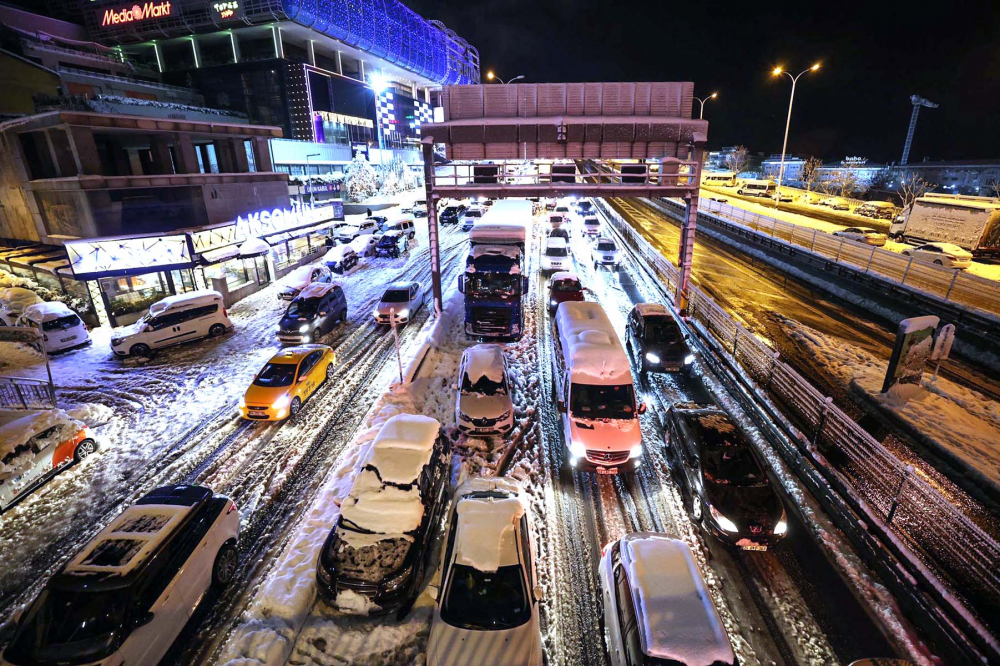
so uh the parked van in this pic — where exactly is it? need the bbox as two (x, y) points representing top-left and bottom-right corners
(736, 179), (776, 197)
(110, 290), (232, 357)
(383, 216), (416, 240)
(3, 485), (239, 666)
(553, 302), (645, 473)
(0, 409), (97, 513)
(17, 301), (90, 353)
(277, 282), (348, 344)
(702, 171), (737, 187)
(413, 199), (428, 217)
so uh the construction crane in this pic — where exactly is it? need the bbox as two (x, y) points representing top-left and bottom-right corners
(900, 95), (938, 165)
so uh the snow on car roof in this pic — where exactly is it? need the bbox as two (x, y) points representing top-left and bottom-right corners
(324, 245), (354, 261)
(22, 301), (75, 320)
(623, 533), (735, 664)
(366, 414), (440, 485)
(340, 484), (425, 535)
(149, 289), (222, 313)
(0, 409), (84, 463)
(463, 345), (505, 385)
(545, 236), (569, 249)
(64, 504), (189, 577)
(634, 303), (669, 318)
(454, 495), (524, 572)
(469, 245), (521, 261)
(922, 242), (970, 254)
(550, 271), (580, 283)
(297, 282), (338, 300)
(919, 195), (1000, 211)
(555, 302), (631, 384)
(469, 222), (527, 245)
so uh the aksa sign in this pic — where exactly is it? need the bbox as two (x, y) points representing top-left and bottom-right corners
(101, 1), (172, 26)
(235, 206), (336, 240)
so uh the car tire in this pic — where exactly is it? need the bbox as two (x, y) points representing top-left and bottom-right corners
(289, 396), (302, 417)
(339, 308), (348, 324)
(129, 343), (151, 357)
(74, 438), (98, 463)
(209, 323), (227, 337)
(902, 251), (911, 257)
(212, 541), (238, 588)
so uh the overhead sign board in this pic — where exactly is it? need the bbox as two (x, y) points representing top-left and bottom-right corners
(100, 1), (172, 26)
(210, 0), (243, 21)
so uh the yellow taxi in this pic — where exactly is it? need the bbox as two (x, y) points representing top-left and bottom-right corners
(239, 344), (335, 420)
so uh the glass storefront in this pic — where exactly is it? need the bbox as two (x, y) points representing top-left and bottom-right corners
(100, 273), (171, 325)
(203, 258), (254, 291)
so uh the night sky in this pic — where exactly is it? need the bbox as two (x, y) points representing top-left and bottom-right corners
(406, 0), (1000, 164)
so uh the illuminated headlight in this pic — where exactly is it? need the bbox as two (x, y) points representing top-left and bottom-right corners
(317, 566), (332, 584)
(645, 352), (660, 364)
(299, 324), (311, 333)
(512, 323), (520, 334)
(684, 355), (695, 365)
(395, 309), (409, 319)
(629, 444), (642, 459)
(272, 394), (291, 410)
(569, 441), (587, 458)
(709, 505), (738, 533)
(550, 299), (558, 307)
(238, 396), (246, 408)
(373, 309), (381, 318)
(774, 510), (788, 535)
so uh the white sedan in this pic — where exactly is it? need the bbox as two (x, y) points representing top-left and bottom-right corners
(902, 242), (973, 269)
(832, 227), (888, 246)
(373, 281), (426, 324)
(427, 477), (543, 666)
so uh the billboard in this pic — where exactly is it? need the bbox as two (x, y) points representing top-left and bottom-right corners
(881, 315), (939, 394)
(99, 1), (172, 26)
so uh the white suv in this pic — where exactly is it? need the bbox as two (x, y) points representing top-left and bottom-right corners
(427, 477), (543, 666)
(2, 485), (239, 666)
(110, 290), (233, 357)
(591, 238), (621, 271)
(540, 236), (573, 273)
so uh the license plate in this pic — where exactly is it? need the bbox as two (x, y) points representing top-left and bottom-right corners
(249, 411), (266, 417)
(596, 467), (618, 475)
(60, 336), (77, 343)
(737, 539), (767, 551)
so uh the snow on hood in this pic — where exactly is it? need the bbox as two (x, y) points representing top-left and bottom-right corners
(279, 266), (314, 289)
(463, 345), (505, 385)
(569, 416), (641, 450)
(339, 484), (424, 535)
(323, 245), (352, 262)
(454, 496), (524, 572)
(0, 409), (85, 469)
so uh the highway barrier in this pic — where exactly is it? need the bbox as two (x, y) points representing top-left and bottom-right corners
(595, 198), (1000, 663)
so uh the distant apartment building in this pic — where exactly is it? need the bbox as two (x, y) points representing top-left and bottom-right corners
(894, 159), (1000, 196)
(761, 154), (806, 181)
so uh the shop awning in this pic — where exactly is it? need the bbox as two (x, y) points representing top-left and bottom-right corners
(239, 238), (271, 257)
(199, 245), (241, 265)
(262, 219), (341, 247)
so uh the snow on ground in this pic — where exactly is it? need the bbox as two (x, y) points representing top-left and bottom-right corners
(778, 316), (1000, 490)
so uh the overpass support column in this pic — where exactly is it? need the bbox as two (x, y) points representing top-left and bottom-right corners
(676, 140), (705, 315)
(422, 140), (442, 315)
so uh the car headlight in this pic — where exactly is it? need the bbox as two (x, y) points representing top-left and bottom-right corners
(629, 444), (642, 459)
(394, 308), (409, 319)
(272, 394), (291, 410)
(708, 505), (738, 533)
(645, 352), (660, 364)
(498, 410), (512, 421)
(299, 324), (310, 333)
(569, 441), (586, 458)
(317, 565), (332, 584)
(774, 510), (787, 535)
(684, 355), (695, 365)
(373, 309), (381, 318)
(382, 567), (412, 592)
(238, 396), (247, 408)
(550, 299), (558, 307)
(111, 338), (123, 347)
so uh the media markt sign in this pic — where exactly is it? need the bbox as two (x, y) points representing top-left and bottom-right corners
(101, 1), (172, 26)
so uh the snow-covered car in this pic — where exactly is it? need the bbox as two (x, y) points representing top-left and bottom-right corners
(239, 344), (335, 420)
(554, 203), (573, 221)
(461, 207), (484, 231)
(0, 409), (97, 512)
(663, 403), (787, 549)
(455, 345), (514, 437)
(546, 227), (570, 241)
(548, 272), (586, 312)
(323, 245), (359, 274)
(540, 236), (573, 274)
(110, 290), (233, 357)
(0, 287), (42, 326)
(373, 281), (426, 325)
(599, 532), (737, 666)
(383, 216), (416, 240)
(547, 212), (568, 231)
(3, 485), (239, 666)
(707, 195), (729, 203)
(316, 414), (450, 615)
(412, 199), (428, 217)
(854, 201), (897, 220)
(374, 230), (410, 258)
(771, 191), (793, 203)
(350, 234), (378, 258)
(16, 301), (90, 353)
(277, 264), (333, 301)
(581, 216), (601, 238)
(591, 237), (621, 270)
(276, 283), (347, 345)
(902, 242), (973, 269)
(336, 219), (378, 243)
(832, 226), (888, 246)
(818, 197), (850, 211)
(427, 477), (544, 666)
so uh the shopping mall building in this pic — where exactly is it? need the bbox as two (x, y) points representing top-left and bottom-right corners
(0, 0), (478, 327)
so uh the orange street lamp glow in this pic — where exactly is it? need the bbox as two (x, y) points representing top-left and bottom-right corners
(487, 71), (495, 80)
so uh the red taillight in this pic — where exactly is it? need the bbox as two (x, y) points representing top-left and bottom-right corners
(223, 307), (228, 318)
(601, 540), (615, 556)
(227, 501), (237, 514)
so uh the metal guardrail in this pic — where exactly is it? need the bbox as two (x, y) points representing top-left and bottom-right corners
(0, 376), (56, 410)
(594, 198), (1000, 661)
(686, 197), (1000, 318)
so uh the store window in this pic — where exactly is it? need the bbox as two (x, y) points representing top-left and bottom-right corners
(286, 236), (312, 263)
(169, 269), (198, 294)
(101, 273), (169, 320)
(204, 259), (252, 291)
(272, 242), (290, 269)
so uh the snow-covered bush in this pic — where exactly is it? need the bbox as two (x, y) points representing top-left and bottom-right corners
(0, 269), (91, 319)
(344, 156), (379, 202)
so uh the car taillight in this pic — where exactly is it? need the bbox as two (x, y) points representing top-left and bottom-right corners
(227, 501), (237, 514)
(601, 540), (615, 556)
(223, 307), (228, 318)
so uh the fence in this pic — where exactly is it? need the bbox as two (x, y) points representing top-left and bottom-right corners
(0, 376), (56, 410)
(594, 198), (1000, 658)
(678, 197), (1000, 319)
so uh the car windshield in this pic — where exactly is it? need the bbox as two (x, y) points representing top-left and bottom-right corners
(570, 383), (636, 420)
(585, 219), (599, 227)
(545, 246), (569, 257)
(551, 278), (582, 292)
(465, 273), (521, 297)
(461, 370), (507, 396)
(689, 414), (768, 487)
(441, 564), (530, 630)
(254, 362), (297, 387)
(644, 317), (682, 344)
(7, 588), (127, 664)
(555, 207), (569, 213)
(596, 241), (616, 252)
(286, 298), (319, 318)
(381, 289), (411, 303)
(41, 314), (81, 331)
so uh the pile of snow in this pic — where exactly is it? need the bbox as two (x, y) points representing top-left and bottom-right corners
(239, 237), (271, 257)
(454, 495), (523, 573)
(0, 409), (85, 472)
(66, 403), (114, 428)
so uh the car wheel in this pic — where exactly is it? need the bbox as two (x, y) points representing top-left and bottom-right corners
(289, 396), (302, 417)
(933, 259), (943, 266)
(212, 541), (238, 588)
(339, 308), (348, 323)
(129, 343), (151, 357)
(74, 438), (98, 463)
(209, 323), (227, 337)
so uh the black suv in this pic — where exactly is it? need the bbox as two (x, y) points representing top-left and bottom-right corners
(663, 404), (787, 550)
(625, 303), (690, 381)
(277, 283), (348, 344)
(439, 205), (466, 225)
(375, 230), (410, 258)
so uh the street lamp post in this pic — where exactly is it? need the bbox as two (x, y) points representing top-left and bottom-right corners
(305, 152), (320, 208)
(772, 63), (820, 201)
(694, 92), (718, 120)
(486, 71), (525, 85)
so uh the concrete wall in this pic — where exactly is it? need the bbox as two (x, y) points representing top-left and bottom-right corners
(0, 53), (61, 117)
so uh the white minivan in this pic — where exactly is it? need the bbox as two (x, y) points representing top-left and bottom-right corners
(17, 301), (90, 353)
(110, 290), (233, 357)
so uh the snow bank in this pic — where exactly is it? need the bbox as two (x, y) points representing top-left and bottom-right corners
(66, 403), (114, 428)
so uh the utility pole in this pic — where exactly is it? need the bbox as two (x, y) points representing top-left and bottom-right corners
(901, 95), (938, 166)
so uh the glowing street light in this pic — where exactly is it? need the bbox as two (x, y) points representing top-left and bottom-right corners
(772, 63), (821, 201)
(486, 71), (525, 85)
(694, 92), (718, 120)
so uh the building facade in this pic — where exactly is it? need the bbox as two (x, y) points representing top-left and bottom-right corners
(894, 159), (1000, 196)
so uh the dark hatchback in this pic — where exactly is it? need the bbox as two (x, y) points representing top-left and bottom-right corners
(625, 303), (691, 376)
(439, 205), (466, 225)
(663, 403), (787, 550)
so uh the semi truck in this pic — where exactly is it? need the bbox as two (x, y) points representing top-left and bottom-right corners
(890, 195), (1000, 258)
(459, 199), (533, 340)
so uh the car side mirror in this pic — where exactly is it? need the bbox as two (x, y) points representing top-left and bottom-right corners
(319, 311), (328, 317)
(638, 403), (647, 415)
(533, 584), (545, 601)
(451, 383), (458, 391)
(557, 399), (566, 413)
(133, 611), (154, 628)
